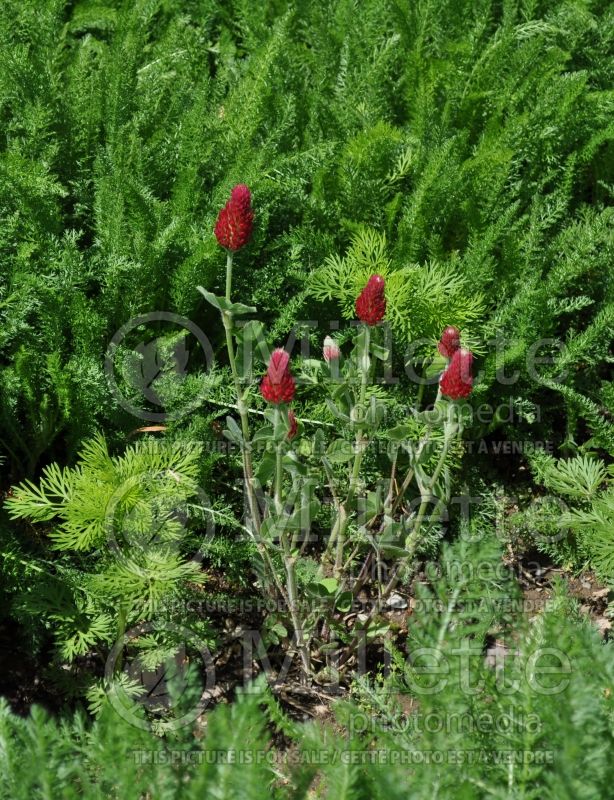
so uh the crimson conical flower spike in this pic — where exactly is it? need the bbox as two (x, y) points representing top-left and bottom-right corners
(260, 348), (296, 404)
(438, 326), (461, 359)
(214, 184), (254, 251)
(355, 274), (386, 326)
(440, 348), (474, 399)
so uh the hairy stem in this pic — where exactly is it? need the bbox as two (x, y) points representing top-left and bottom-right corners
(390, 385), (442, 518)
(222, 250), (261, 534)
(328, 325), (371, 577)
(406, 402), (454, 549)
(274, 407), (284, 516)
(340, 402), (459, 670)
(221, 250), (288, 603)
(281, 548), (311, 677)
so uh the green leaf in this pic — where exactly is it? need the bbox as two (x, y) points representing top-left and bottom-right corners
(270, 621), (287, 639)
(284, 499), (320, 530)
(379, 544), (412, 558)
(235, 320), (267, 377)
(370, 342), (389, 361)
(424, 355), (447, 379)
(300, 359), (323, 384)
(319, 578), (338, 593)
(413, 407), (446, 426)
(376, 517), (413, 556)
(196, 286), (256, 316)
(387, 424), (415, 443)
(237, 319), (265, 344)
(307, 577), (339, 598)
(229, 300), (258, 316)
(273, 415), (288, 443)
(365, 489), (383, 518)
(365, 398), (385, 427)
(326, 439), (354, 463)
(256, 451), (276, 485)
(366, 622), (390, 641)
(335, 591), (353, 612)
(252, 424), (274, 443)
(282, 451), (308, 477)
(223, 416), (244, 446)
(326, 398), (351, 422)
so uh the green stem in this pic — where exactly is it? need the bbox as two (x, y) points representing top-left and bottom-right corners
(331, 325), (371, 577)
(197, 397), (334, 428)
(390, 385), (442, 518)
(274, 408), (284, 516)
(225, 248), (234, 301)
(383, 448), (398, 515)
(407, 402), (455, 547)
(115, 602), (128, 674)
(271, 407), (310, 674)
(339, 403), (460, 670)
(282, 550), (311, 676)
(222, 250), (261, 534)
(220, 250), (290, 604)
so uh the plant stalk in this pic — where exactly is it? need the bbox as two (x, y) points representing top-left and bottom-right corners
(222, 250), (261, 534)
(328, 326), (371, 577)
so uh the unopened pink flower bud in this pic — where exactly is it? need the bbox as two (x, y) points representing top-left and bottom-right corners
(287, 409), (298, 440)
(323, 336), (340, 363)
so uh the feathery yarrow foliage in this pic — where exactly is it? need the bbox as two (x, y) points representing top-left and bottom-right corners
(0, 0), (612, 472)
(2, 540), (614, 798)
(5, 434), (211, 667)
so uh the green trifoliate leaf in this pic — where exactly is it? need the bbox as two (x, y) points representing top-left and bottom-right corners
(326, 438), (354, 463)
(223, 416), (244, 446)
(196, 286), (256, 316)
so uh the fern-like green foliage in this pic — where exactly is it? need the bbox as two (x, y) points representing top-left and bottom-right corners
(511, 451), (614, 581)
(0, 3), (613, 793)
(532, 451), (609, 500)
(4, 434), (212, 667)
(0, 681), (282, 800)
(348, 534), (614, 799)
(7, 432), (202, 550)
(0, 0), (612, 474)
(2, 539), (614, 798)
(563, 491), (614, 579)
(308, 227), (484, 346)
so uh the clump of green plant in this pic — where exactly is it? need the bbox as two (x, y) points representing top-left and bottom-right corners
(200, 185), (480, 679)
(509, 450), (614, 581)
(308, 227), (484, 346)
(346, 534), (614, 799)
(5, 434), (214, 703)
(1, 0), (613, 479)
(2, 541), (614, 799)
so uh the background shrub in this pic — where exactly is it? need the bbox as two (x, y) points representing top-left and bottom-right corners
(0, 0), (611, 478)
